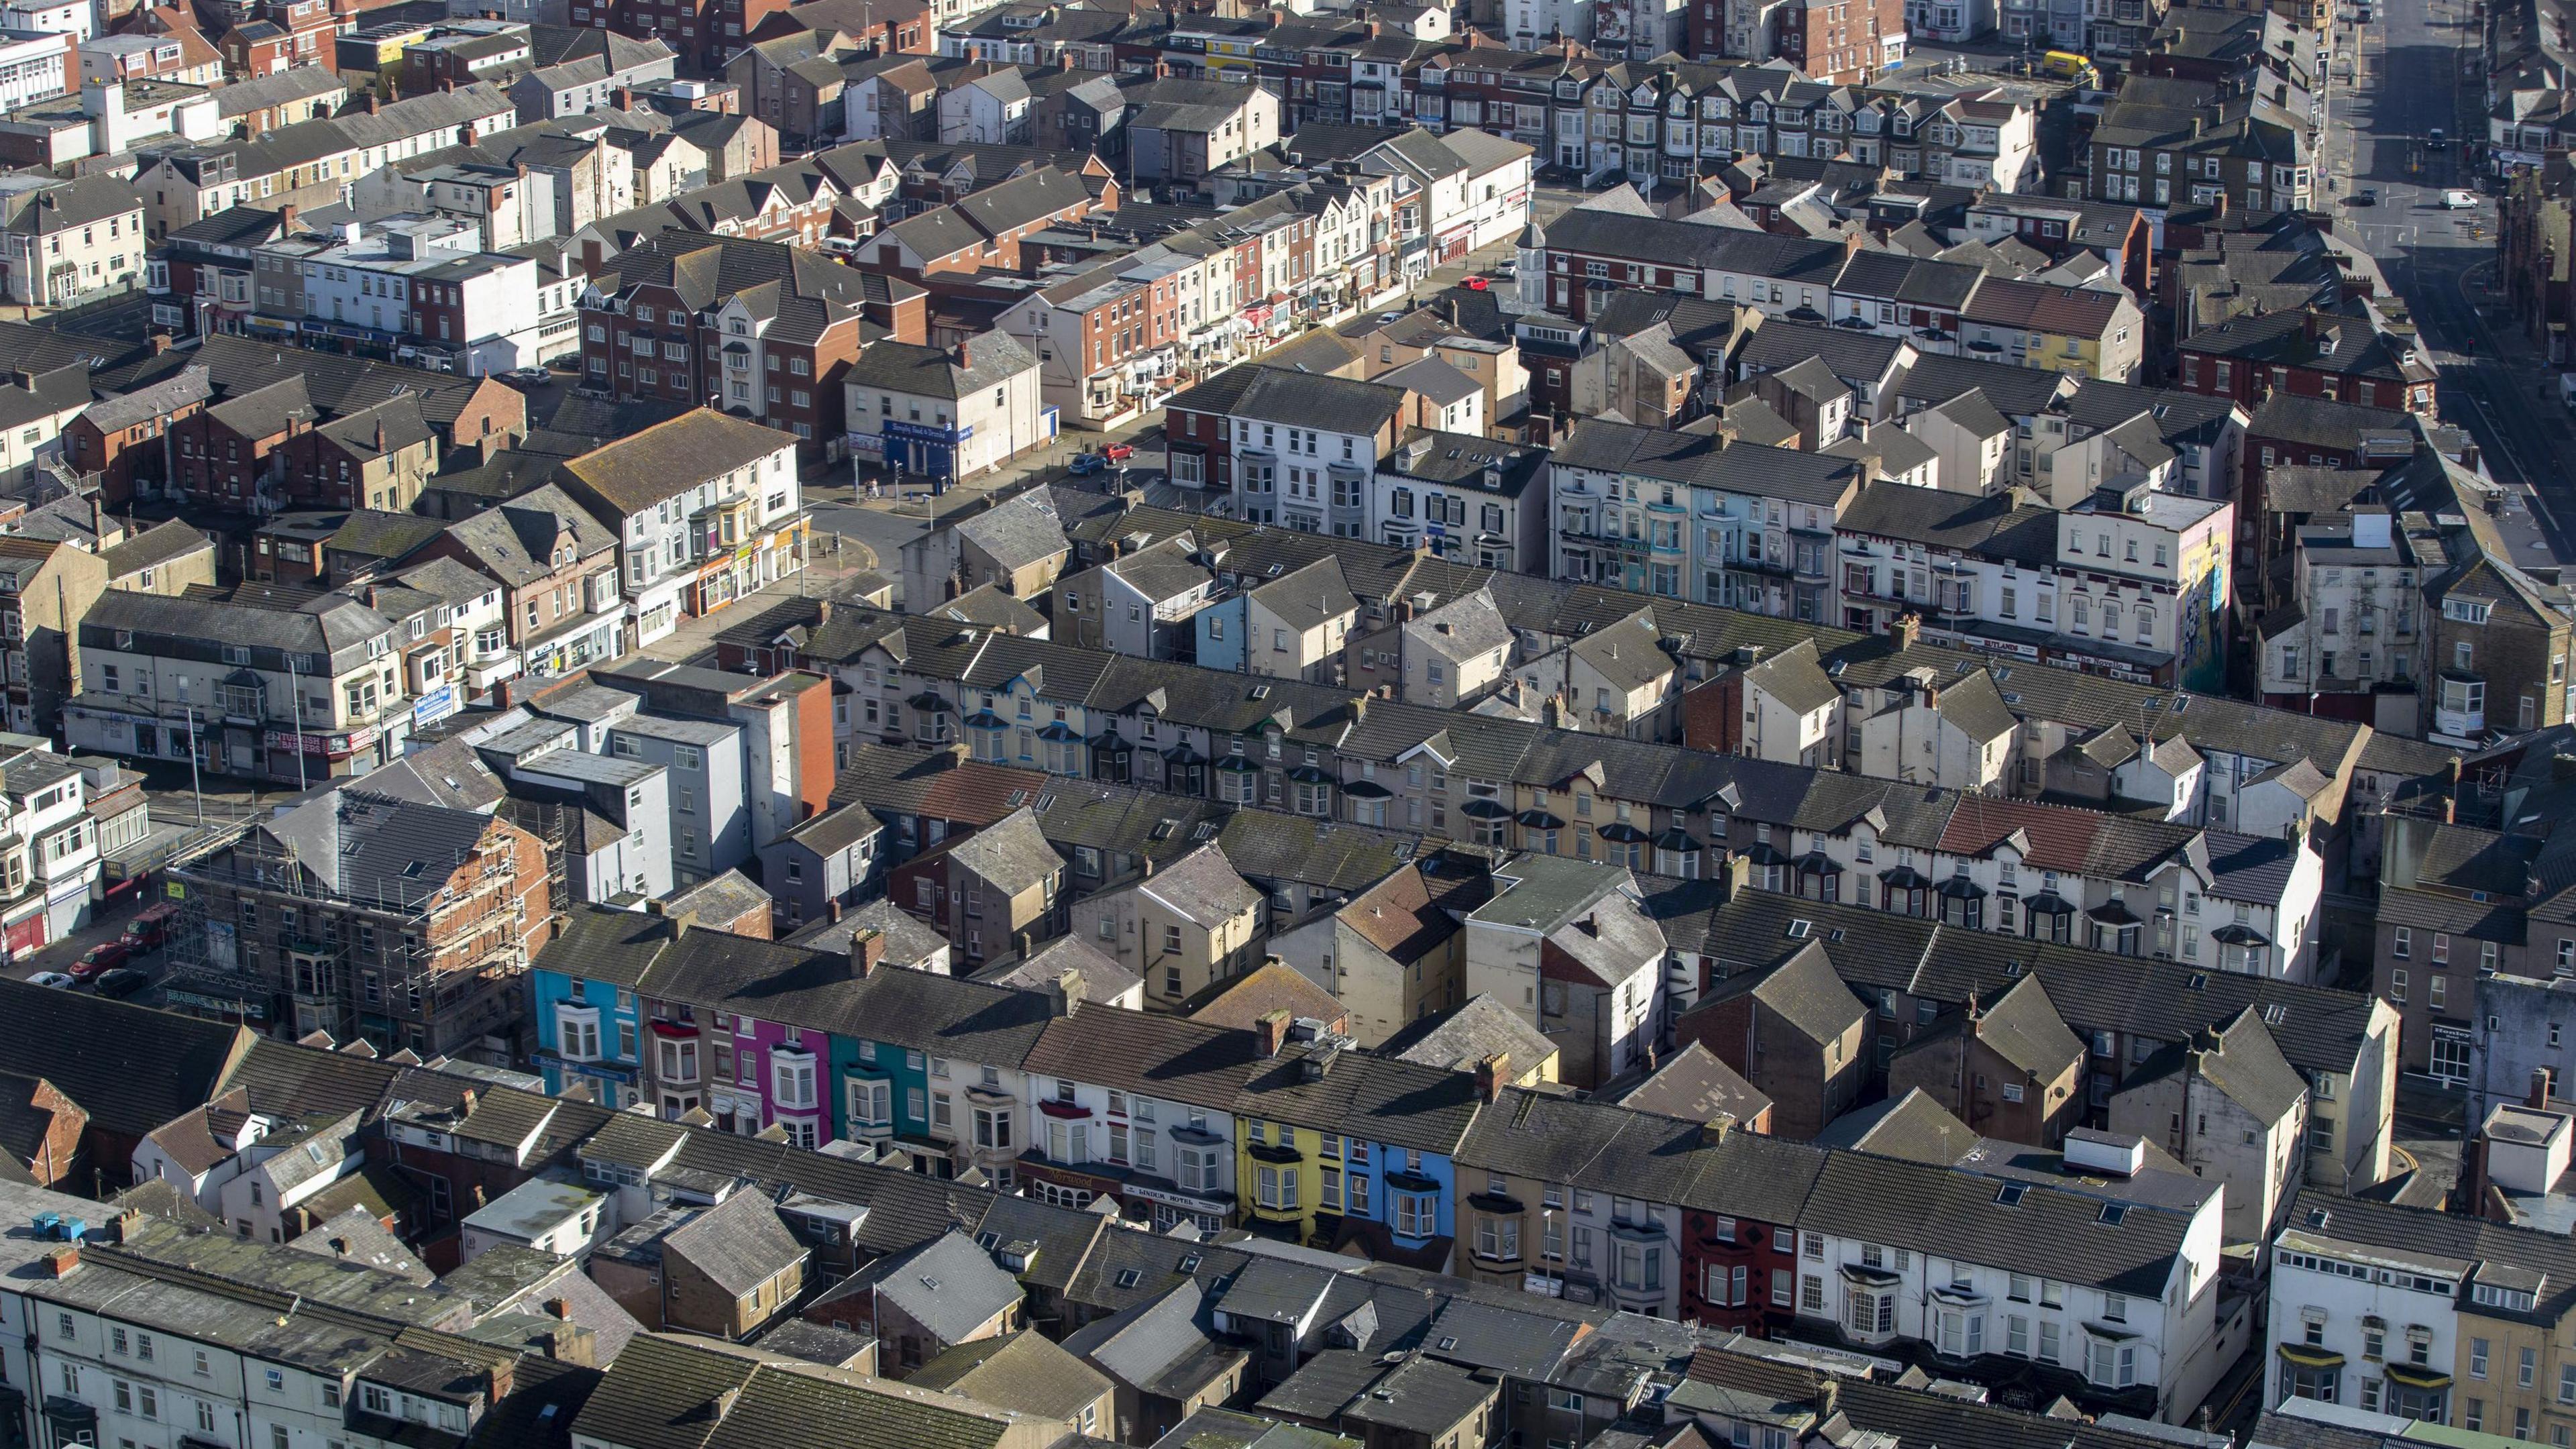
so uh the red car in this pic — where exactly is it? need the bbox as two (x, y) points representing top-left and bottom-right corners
(1462, 275), (1491, 291)
(70, 941), (129, 980)
(1102, 443), (1135, 463)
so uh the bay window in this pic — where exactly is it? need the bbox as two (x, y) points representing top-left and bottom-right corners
(846, 1077), (891, 1132)
(556, 1005), (600, 1061)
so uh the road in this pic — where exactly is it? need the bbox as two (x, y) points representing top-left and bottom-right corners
(2343, 0), (2576, 559)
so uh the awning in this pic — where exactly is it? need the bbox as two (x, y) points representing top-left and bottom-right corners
(1601, 823), (1650, 843)
(2384, 1363), (2449, 1389)
(2023, 892), (2076, 915)
(1286, 765), (1332, 784)
(1517, 810), (1565, 829)
(1461, 798), (1514, 820)
(2275, 1344), (2345, 1370)
(2087, 902), (2142, 926)
(1341, 779), (1392, 799)
(1795, 851), (1841, 875)
(1652, 827), (1703, 852)
(1878, 866), (1929, 890)
(1935, 876), (1987, 899)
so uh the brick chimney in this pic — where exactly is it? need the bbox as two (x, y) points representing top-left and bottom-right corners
(48, 1246), (78, 1277)
(851, 926), (885, 977)
(1473, 1051), (1508, 1102)
(1888, 612), (1919, 649)
(1255, 1008), (1289, 1057)
(612, 86), (632, 110)
(955, 339), (971, 370)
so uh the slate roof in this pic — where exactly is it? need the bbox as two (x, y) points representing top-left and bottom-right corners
(1696, 940), (1866, 1046)
(955, 490), (1070, 571)
(1378, 996), (1556, 1077)
(824, 1228), (1024, 1342)
(256, 789), (498, 908)
(1834, 482), (2059, 564)
(908, 1330), (1112, 1424)
(1675, 888), (2382, 1082)
(945, 807), (1064, 894)
(1607, 1040), (1773, 1127)
(1021, 1008), (1262, 1112)
(2125, 1004), (2308, 1123)
(1935, 973), (2085, 1079)
(1228, 367), (1407, 437)
(1812, 1087), (1982, 1164)
(1248, 557), (1359, 633)
(1552, 418), (1857, 508)
(559, 410), (798, 516)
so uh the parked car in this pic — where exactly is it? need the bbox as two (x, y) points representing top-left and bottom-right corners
(26, 973), (73, 989)
(1462, 275), (1490, 291)
(70, 941), (129, 979)
(1102, 443), (1135, 463)
(2443, 189), (2479, 208)
(94, 968), (147, 999)
(1069, 451), (1107, 476)
(500, 366), (551, 386)
(121, 901), (177, 950)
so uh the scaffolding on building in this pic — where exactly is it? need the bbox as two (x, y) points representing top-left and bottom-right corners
(160, 796), (563, 1057)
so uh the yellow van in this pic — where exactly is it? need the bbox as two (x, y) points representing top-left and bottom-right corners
(2041, 50), (2096, 83)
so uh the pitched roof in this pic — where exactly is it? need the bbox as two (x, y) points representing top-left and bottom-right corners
(1377, 995), (1556, 1076)
(826, 1228), (1024, 1342)
(558, 409), (798, 516)
(908, 1330), (1112, 1424)
(2124, 1004), (2308, 1122)
(1607, 1040), (1772, 1126)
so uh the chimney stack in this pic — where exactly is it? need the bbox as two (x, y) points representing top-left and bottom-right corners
(1255, 1008), (1289, 1058)
(47, 1246), (78, 1278)
(851, 926), (885, 978)
(1888, 613), (1920, 650)
(1473, 1051), (1508, 1103)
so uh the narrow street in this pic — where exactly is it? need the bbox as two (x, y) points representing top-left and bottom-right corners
(2347, 0), (2576, 559)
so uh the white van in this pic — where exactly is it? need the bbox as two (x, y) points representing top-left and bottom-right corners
(2442, 189), (2479, 209)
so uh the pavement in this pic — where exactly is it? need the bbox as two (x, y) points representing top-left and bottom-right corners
(2338, 0), (2576, 560)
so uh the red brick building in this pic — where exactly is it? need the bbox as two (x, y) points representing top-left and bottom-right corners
(2177, 308), (2437, 416)
(1772, 0), (1900, 86)
(578, 232), (923, 460)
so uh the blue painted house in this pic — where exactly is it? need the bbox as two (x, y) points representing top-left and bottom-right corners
(529, 909), (675, 1110)
(1236, 1038), (1480, 1263)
